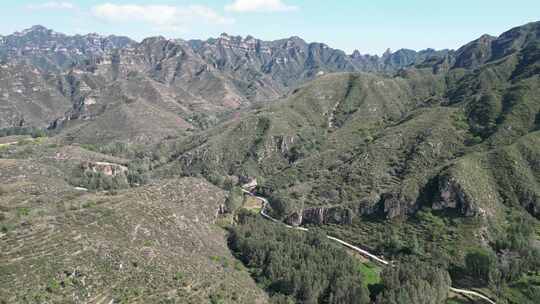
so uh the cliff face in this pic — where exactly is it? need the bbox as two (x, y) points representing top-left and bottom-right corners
(433, 175), (482, 217)
(286, 206), (354, 226)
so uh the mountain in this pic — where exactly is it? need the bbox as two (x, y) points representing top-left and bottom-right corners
(164, 21), (539, 304)
(169, 21), (540, 220)
(0, 26), (450, 144)
(0, 152), (267, 303)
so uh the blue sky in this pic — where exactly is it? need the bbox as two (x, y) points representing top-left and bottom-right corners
(1, 0), (539, 54)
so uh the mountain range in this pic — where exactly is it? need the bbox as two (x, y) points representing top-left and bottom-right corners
(1, 25), (450, 143)
(0, 21), (539, 304)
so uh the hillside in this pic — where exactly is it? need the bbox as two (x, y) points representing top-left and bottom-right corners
(0, 139), (266, 303)
(151, 21), (540, 303)
(168, 21), (540, 220)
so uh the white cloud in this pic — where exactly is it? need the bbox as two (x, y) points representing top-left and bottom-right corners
(27, 1), (75, 10)
(92, 3), (234, 32)
(225, 0), (298, 13)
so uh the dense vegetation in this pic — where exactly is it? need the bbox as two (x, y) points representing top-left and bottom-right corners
(71, 169), (129, 191)
(375, 258), (451, 304)
(0, 126), (47, 138)
(228, 213), (370, 304)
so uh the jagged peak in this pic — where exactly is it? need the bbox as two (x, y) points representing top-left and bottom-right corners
(456, 34), (495, 52)
(83, 32), (103, 38)
(218, 32), (240, 41)
(479, 33), (496, 40)
(10, 26), (135, 45)
(284, 36), (307, 45)
(16, 25), (54, 36)
(140, 36), (168, 44)
(26, 25), (50, 32)
(287, 35), (304, 41)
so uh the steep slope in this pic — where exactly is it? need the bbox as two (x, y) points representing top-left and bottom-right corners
(148, 23), (540, 303)
(168, 71), (462, 218)
(0, 62), (72, 128)
(436, 130), (540, 219)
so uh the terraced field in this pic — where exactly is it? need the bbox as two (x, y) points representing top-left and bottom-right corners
(0, 155), (266, 303)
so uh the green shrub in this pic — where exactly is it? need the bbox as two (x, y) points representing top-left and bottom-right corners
(173, 271), (184, 281)
(16, 207), (30, 217)
(465, 248), (495, 285)
(45, 279), (61, 293)
(0, 127), (48, 138)
(224, 187), (243, 214)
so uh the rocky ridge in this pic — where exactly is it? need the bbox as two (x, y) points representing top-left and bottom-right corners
(0, 25), (452, 144)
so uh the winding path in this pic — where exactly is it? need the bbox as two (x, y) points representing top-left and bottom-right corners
(242, 190), (496, 304)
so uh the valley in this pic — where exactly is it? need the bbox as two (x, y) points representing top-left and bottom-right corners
(0, 19), (539, 304)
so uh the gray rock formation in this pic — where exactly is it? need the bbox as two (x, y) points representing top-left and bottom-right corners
(433, 175), (480, 217)
(286, 206), (354, 226)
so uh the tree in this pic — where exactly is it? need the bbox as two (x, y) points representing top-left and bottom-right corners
(465, 248), (495, 284)
(408, 234), (421, 255)
(383, 226), (403, 255)
(225, 187), (244, 214)
(229, 214), (370, 304)
(488, 267), (505, 298)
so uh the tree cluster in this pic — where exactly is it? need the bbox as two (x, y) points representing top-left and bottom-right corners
(375, 258), (451, 304)
(460, 214), (540, 301)
(73, 170), (129, 191)
(0, 126), (47, 138)
(229, 213), (370, 304)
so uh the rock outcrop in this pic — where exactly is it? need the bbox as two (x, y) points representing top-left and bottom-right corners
(81, 161), (128, 177)
(286, 206), (353, 226)
(381, 192), (419, 219)
(433, 175), (480, 217)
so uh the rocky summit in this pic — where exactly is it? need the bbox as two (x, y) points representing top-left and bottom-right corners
(0, 20), (539, 304)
